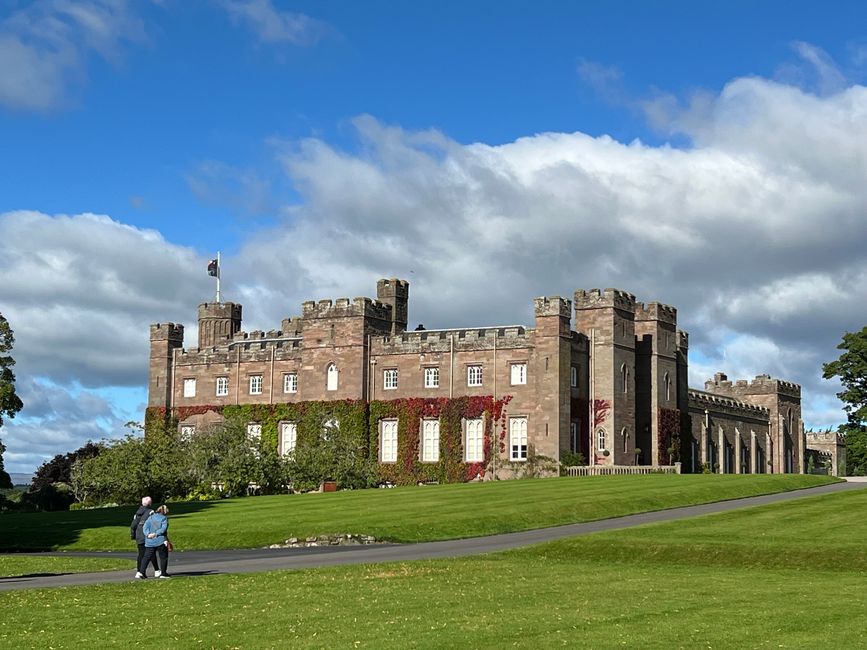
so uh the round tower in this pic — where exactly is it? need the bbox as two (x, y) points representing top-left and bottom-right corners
(197, 302), (242, 348)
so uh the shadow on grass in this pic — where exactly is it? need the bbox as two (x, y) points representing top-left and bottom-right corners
(0, 500), (219, 552)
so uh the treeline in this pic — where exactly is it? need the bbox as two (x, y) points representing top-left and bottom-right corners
(2, 417), (376, 511)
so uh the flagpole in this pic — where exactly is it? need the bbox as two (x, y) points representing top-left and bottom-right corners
(216, 251), (222, 304)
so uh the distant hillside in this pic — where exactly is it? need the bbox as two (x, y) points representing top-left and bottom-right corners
(9, 473), (32, 487)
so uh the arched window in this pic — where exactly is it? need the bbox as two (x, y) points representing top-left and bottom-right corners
(597, 428), (606, 452)
(621, 427), (629, 453)
(663, 372), (671, 402)
(621, 364), (629, 393)
(326, 363), (338, 391)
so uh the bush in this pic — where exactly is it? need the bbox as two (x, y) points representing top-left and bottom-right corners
(286, 420), (377, 492)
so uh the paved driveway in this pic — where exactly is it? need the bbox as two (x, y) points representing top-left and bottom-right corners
(2, 481), (863, 592)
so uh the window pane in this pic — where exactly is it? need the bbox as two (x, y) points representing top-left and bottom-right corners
(511, 363), (527, 385)
(284, 373), (297, 393)
(327, 364), (338, 391)
(384, 369), (398, 390)
(422, 420), (440, 462)
(510, 417), (527, 461)
(381, 420), (398, 463)
(425, 367), (439, 388)
(216, 376), (229, 396)
(280, 422), (297, 456)
(250, 375), (263, 394)
(467, 365), (482, 387)
(465, 418), (484, 462)
(183, 378), (196, 397)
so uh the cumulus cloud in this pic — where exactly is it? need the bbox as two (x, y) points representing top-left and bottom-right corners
(220, 0), (329, 47)
(0, 0), (147, 111)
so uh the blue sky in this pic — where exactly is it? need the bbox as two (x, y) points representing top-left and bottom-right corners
(2, 0), (867, 474)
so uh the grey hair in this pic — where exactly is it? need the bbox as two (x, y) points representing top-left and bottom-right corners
(156, 504), (169, 515)
(141, 496), (152, 506)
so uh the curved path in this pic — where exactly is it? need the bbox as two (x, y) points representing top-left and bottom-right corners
(2, 480), (864, 592)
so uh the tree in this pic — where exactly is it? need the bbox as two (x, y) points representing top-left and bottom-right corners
(31, 442), (102, 493)
(0, 313), (24, 490)
(824, 326), (867, 475)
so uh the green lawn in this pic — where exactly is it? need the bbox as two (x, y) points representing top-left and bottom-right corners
(0, 555), (130, 579)
(1, 487), (864, 648)
(0, 474), (835, 551)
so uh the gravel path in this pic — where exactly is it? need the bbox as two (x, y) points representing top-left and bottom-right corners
(2, 480), (863, 592)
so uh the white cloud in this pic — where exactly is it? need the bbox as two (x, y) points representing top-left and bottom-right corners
(220, 0), (328, 47)
(0, 0), (147, 111)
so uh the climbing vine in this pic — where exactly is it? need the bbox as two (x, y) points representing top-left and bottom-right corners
(658, 407), (681, 465)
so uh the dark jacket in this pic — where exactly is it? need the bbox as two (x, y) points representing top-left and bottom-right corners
(130, 506), (153, 544)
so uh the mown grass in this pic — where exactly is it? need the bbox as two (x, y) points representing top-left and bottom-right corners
(0, 555), (130, 579)
(1, 487), (865, 649)
(0, 473), (835, 551)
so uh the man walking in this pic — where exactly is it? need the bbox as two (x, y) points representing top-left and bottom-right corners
(130, 496), (160, 579)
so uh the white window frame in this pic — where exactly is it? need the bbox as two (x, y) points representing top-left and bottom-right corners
(179, 425), (195, 440)
(424, 367), (439, 389)
(509, 416), (528, 461)
(326, 364), (338, 391)
(570, 366), (578, 388)
(465, 418), (484, 463)
(510, 363), (527, 386)
(597, 428), (606, 453)
(279, 422), (297, 457)
(247, 423), (262, 442)
(216, 376), (229, 397)
(283, 372), (298, 394)
(322, 418), (339, 440)
(249, 375), (263, 395)
(467, 365), (483, 387)
(380, 419), (398, 463)
(421, 419), (440, 463)
(183, 378), (196, 398)
(383, 368), (399, 390)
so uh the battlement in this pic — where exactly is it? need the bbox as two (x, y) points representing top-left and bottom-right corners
(372, 325), (531, 354)
(689, 389), (770, 417)
(634, 301), (677, 325)
(706, 372), (801, 398)
(677, 330), (689, 350)
(533, 296), (572, 318)
(806, 430), (844, 444)
(300, 296), (393, 321)
(574, 288), (636, 312)
(376, 278), (409, 293)
(198, 302), (242, 320)
(150, 322), (184, 342)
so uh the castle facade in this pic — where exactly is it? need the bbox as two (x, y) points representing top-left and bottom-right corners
(148, 278), (807, 476)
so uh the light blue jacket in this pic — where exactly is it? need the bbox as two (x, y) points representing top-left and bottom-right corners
(143, 512), (169, 548)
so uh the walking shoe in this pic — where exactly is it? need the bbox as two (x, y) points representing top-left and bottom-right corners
(134, 572), (145, 579)
(154, 570), (162, 578)
(157, 574), (172, 579)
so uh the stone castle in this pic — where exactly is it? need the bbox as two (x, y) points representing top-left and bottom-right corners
(148, 278), (825, 477)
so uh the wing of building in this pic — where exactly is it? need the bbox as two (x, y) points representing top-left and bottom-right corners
(147, 278), (828, 480)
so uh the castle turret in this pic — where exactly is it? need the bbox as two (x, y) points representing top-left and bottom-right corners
(533, 296), (573, 460)
(376, 278), (409, 334)
(197, 302), (242, 348)
(149, 323), (184, 409)
(574, 289), (637, 466)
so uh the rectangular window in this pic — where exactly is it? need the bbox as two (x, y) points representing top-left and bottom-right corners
(283, 372), (298, 394)
(465, 418), (484, 463)
(247, 423), (262, 442)
(279, 422), (297, 456)
(384, 368), (398, 390)
(570, 421), (579, 453)
(571, 366), (578, 388)
(509, 417), (528, 461)
(183, 378), (196, 398)
(424, 367), (439, 389)
(510, 363), (527, 385)
(179, 425), (195, 440)
(216, 376), (229, 397)
(322, 418), (339, 440)
(597, 428), (606, 453)
(467, 365), (483, 387)
(249, 375), (263, 395)
(381, 419), (398, 463)
(422, 419), (440, 462)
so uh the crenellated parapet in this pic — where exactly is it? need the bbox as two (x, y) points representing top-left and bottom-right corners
(688, 389), (770, 420)
(150, 322), (184, 342)
(706, 372), (801, 399)
(534, 296), (572, 318)
(301, 296), (393, 322)
(634, 301), (677, 325)
(574, 288), (637, 312)
(677, 330), (689, 350)
(371, 326), (531, 355)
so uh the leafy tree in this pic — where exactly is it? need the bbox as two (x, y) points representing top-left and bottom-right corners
(824, 326), (867, 426)
(824, 327), (867, 475)
(31, 442), (102, 493)
(0, 313), (24, 490)
(286, 419), (376, 492)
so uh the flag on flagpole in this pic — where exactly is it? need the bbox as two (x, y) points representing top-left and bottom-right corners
(207, 258), (219, 278)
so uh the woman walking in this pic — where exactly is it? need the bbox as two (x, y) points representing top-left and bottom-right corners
(138, 504), (172, 579)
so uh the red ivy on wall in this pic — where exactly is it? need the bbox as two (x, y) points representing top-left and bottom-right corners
(658, 407), (681, 465)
